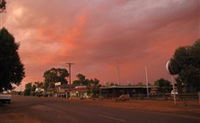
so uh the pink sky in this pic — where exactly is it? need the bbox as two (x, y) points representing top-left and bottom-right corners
(4, 0), (200, 86)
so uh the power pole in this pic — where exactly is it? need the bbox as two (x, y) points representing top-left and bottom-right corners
(66, 63), (74, 85)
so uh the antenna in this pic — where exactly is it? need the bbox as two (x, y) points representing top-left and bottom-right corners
(66, 62), (75, 85)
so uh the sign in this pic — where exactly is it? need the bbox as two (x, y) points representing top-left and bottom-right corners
(55, 82), (61, 86)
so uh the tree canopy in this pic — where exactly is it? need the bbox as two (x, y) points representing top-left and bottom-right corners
(0, 0), (6, 12)
(0, 28), (25, 92)
(73, 73), (101, 97)
(24, 83), (32, 96)
(73, 74), (88, 86)
(154, 78), (172, 93)
(168, 39), (200, 93)
(43, 68), (69, 90)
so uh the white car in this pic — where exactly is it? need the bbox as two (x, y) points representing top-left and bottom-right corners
(0, 93), (12, 104)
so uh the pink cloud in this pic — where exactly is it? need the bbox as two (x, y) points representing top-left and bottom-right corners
(4, 0), (200, 86)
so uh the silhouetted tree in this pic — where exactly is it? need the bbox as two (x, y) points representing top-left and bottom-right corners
(24, 83), (32, 96)
(168, 39), (200, 93)
(73, 73), (88, 86)
(0, 0), (6, 12)
(154, 78), (172, 93)
(43, 68), (69, 90)
(0, 28), (25, 92)
(73, 74), (101, 97)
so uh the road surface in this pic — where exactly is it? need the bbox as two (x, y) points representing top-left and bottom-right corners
(0, 96), (199, 123)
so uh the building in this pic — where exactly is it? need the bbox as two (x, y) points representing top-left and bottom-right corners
(66, 86), (89, 98)
(100, 85), (157, 98)
(56, 84), (90, 99)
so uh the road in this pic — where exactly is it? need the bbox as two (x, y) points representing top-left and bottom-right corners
(0, 96), (199, 123)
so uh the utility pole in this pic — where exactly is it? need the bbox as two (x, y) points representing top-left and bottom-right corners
(145, 66), (149, 98)
(66, 63), (74, 85)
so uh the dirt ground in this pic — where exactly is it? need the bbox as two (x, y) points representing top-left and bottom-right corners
(0, 113), (42, 123)
(0, 96), (200, 122)
(67, 98), (200, 113)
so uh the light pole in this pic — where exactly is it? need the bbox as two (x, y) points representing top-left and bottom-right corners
(66, 63), (74, 85)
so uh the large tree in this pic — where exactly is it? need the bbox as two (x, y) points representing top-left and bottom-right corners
(0, 28), (25, 92)
(43, 68), (69, 90)
(168, 39), (200, 93)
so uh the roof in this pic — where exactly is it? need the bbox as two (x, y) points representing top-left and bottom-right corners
(100, 85), (158, 89)
(65, 87), (88, 92)
(60, 84), (76, 89)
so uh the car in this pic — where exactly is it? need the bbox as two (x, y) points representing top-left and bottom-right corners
(0, 93), (12, 104)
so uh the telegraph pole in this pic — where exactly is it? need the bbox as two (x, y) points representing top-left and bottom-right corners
(66, 63), (74, 85)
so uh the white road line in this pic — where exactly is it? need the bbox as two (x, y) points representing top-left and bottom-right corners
(98, 114), (127, 122)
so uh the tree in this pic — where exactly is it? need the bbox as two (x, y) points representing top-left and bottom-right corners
(24, 83), (32, 96)
(43, 68), (69, 90)
(0, 0), (6, 12)
(168, 39), (200, 93)
(154, 79), (172, 93)
(87, 78), (101, 97)
(73, 73), (88, 86)
(73, 74), (101, 97)
(34, 81), (44, 88)
(0, 28), (25, 92)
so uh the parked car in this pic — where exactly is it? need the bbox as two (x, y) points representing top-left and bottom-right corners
(0, 92), (12, 104)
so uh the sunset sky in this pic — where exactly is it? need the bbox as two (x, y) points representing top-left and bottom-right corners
(3, 0), (200, 86)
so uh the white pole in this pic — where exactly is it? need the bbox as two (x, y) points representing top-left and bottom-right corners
(171, 76), (176, 105)
(145, 66), (149, 97)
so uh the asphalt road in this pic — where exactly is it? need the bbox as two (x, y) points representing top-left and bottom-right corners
(0, 96), (199, 123)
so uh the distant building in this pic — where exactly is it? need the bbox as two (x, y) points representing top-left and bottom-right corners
(66, 86), (89, 98)
(100, 85), (157, 98)
(56, 84), (90, 99)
